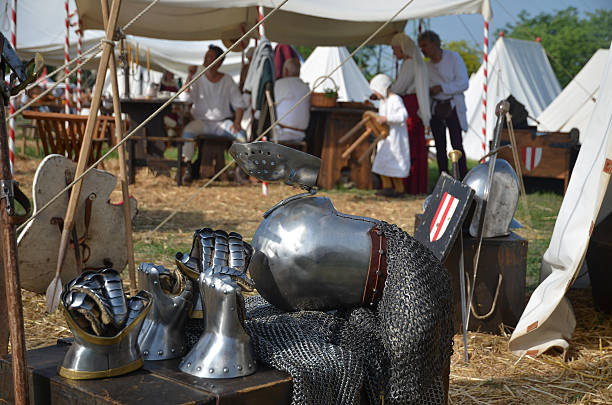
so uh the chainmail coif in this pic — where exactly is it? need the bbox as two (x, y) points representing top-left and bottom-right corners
(238, 221), (453, 405)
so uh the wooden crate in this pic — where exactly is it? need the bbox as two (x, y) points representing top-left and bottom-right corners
(445, 232), (528, 334)
(497, 129), (577, 193)
(0, 343), (291, 405)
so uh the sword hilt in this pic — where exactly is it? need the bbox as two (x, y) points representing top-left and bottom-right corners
(448, 150), (462, 181)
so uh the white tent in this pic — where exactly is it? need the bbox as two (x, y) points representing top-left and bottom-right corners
(75, 0), (491, 45)
(463, 37), (561, 160)
(508, 41), (612, 357)
(300, 47), (372, 103)
(0, 0), (243, 95)
(537, 49), (609, 144)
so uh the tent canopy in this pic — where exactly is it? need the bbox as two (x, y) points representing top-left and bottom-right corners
(537, 49), (609, 144)
(463, 37), (561, 160)
(75, 0), (491, 45)
(300, 47), (372, 103)
(0, 0), (242, 89)
(509, 41), (612, 357)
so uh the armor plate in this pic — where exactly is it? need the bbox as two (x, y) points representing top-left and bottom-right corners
(249, 195), (378, 311)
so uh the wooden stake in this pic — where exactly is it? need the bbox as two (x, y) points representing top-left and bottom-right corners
(46, 0), (123, 313)
(0, 77), (29, 405)
(101, 0), (137, 295)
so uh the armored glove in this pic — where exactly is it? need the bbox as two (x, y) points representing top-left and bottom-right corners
(137, 262), (193, 360)
(179, 230), (257, 378)
(59, 269), (152, 379)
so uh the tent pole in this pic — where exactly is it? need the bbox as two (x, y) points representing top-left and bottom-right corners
(0, 68), (29, 405)
(8, 0), (16, 171)
(64, 0), (71, 114)
(481, 18), (489, 157)
(46, 0), (123, 313)
(100, 0), (137, 295)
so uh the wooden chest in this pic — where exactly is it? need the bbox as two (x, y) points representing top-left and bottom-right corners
(497, 128), (578, 193)
(444, 232), (528, 334)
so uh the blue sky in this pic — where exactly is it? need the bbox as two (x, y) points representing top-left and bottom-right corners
(428, 0), (611, 48)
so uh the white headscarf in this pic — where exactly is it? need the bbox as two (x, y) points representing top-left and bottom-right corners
(390, 33), (431, 124)
(369, 73), (392, 98)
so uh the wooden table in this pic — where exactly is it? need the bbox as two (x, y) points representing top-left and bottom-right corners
(0, 343), (291, 404)
(120, 98), (189, 184)
(306, 105), (376, 190)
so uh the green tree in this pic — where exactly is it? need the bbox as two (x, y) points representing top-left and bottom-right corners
(445, 40), (481, 77)
(499, 7), (612, 87)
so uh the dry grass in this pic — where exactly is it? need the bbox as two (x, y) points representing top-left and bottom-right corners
(9, 154), (612, 404)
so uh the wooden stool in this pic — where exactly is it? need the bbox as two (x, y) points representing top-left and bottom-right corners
(193, 136), (232, 180)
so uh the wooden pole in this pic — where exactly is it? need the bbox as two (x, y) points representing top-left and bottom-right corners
(0, 74), (29, 405)
(101, 0), (137, 295)
(46, 0), (123, 312)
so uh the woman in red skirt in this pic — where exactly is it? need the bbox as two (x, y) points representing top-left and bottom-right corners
(390, 33), (431, 194)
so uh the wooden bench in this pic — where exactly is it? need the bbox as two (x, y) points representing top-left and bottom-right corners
(21, 111), (121, 169)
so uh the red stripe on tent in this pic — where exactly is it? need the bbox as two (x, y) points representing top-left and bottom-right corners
(526, 321), (538, 332)
(604, 158), (612, 174)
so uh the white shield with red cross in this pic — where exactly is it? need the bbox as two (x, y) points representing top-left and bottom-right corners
(429, 192), (459, 242)
(522, 146), (542, 171)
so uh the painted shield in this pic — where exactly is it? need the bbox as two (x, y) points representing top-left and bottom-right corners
(522, 146), (542, 171)
(414, 173), (475, 262)
(430, 192), (459, 242)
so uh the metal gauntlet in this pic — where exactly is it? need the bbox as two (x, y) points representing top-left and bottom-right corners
(137, 262), (193, 360)
(179, 230), (256, 378)
(59, 269), (152, 379)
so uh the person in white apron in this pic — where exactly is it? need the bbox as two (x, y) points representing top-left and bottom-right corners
(369, 74), (411, 198)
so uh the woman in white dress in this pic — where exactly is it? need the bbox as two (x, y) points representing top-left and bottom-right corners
(369, 74), (410, 198)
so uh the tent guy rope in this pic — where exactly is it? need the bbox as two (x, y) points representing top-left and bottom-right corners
(150, 0), (418, 233)
(16, 0), (290, 234)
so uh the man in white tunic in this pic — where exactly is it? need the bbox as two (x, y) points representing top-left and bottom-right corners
(369, 74), (410, 198)
(273, 58), (311, 143)
(418, 30), (469, 179)
(182, 45), (247, 183)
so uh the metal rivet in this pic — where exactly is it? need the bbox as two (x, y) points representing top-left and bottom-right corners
(211, 284), (215, 288)
(377, 230), (382, 236)
(223, 367), (229, 373)
(237, 365), (242, 371)
(173, 302), (177, 307)
(262, 159), (266, 164)
(378, 249), (384, 255)
(171, 348), (176, 353)
(254, 160), (259, 164)
(376, 270), (381, 276)
(158, 350), (163, 356)
(209, 368), (214, 373)
(373, 289), (377, 293)
(186, 362), (191, 368)
(210, 384), (215, 388)
(248, 363), (252, 368)
(143, 350), (149, 356)
(153, 280), (158, 285)
(196, 366), (201, 371)
(224, 289), (229, 294)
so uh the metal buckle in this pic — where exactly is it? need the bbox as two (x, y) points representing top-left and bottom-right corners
(0, 179), (16, 215)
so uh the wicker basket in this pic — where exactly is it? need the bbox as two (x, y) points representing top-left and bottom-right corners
(311, 76), (339, 108)
(311, 92), (338, 107)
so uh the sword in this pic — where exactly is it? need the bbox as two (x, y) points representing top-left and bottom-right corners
(465, 100), (510, 333)
(449, 149), (469, 363)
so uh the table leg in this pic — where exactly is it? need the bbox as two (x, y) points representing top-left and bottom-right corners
(177, 143), (183, 186)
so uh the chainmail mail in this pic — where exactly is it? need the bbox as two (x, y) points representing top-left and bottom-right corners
(185, 221), (453, 405)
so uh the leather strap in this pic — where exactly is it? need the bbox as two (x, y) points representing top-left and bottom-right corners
(362, 226), (388, 307)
